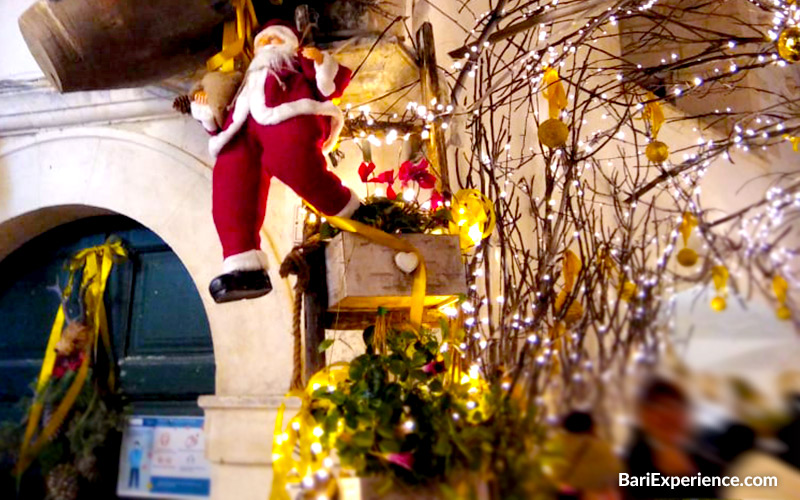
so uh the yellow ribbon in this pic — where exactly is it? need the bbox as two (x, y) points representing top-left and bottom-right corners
(543, 68), (568, 120)
(712, 265), (729, 292)
(207, 0), (259, 72)
(449, 189), (496, 252)
(774, 275), (789, 304)
(679, 212), (697, 246)
(642, 92), (665, 139)
(554, 250), (584, 326)
(16, 240), (127, 476)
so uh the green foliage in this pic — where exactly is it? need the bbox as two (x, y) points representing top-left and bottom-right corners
(311, 327), (462, 485)
(320, 197), (451, 237)
(301, 324), (563, 497)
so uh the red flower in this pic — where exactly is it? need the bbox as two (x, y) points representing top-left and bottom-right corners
(399, 159), (436, 189)
(52, 352), (85, 378)
(358, 161), (376, 183)
(365, 169), (396, 199)
(422, 358), (446, 375)
(383, 451), (415, 470)
(368, 170), (395, 185)
(429, 190), (445, 210)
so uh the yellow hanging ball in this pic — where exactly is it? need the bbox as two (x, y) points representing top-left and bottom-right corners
(710, 296), (726, 312)
(777, 305), (792, 321)
(777, 27), (800, 63)
(538, 118), (569, 149)
(645, 141), (670, 163)
(676, 247), (698, 267)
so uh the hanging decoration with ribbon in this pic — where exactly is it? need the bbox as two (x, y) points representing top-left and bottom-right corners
(554, 250), (584, 327)
(538, 68), (570, 149)
(773, 275), (792, 321)
(15, 238), (127, 476)
(676, 212), (699, 267)
(449, 189), (496, 252)
(710, 265), (729, 312)
(206, 0), (259, 73)
(642, 92), (670, 163)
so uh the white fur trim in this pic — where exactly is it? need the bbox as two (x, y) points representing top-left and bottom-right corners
(190, 101), (218, 132)
(208, 67), (345, 157)
(222, 249), (269, 273)
(332, 189), (361, 218)
(315, 53), (339, 97)
(254, 26), (298, 50)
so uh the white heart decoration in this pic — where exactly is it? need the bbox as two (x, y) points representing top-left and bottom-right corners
(394, 252), (419, 274)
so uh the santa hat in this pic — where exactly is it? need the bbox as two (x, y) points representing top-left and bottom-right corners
(254, 20), (300, 50)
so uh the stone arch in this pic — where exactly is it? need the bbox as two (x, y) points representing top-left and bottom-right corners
(0, 127), (295, 397)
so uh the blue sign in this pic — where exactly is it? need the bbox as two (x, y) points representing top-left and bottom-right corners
(117, 417), (211, 499)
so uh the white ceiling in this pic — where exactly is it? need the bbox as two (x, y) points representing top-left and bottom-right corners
(0, 0), (43, 80)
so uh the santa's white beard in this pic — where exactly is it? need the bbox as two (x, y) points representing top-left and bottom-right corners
(248, 44), (297, 76)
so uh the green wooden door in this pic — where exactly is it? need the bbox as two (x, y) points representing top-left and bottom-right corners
(0, 215), (215, 419)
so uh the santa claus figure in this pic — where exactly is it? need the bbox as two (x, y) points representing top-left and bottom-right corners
(191, 20), (360, 303)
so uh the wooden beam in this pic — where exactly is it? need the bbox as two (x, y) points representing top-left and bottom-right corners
(416, 22), (451, 194)
(302, 245), (328, 383)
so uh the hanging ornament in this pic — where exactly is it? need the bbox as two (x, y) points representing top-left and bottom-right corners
(619, 280), (638, 302)
(676, 212), (699, 267)
(645, 141), (670, 163)
(538, 68), (569, 149)
(449, 189), (496, 251)
(773, 275), (792, 320)
(777, 26), (800, 64)
(710, 265), (729, 312)
(642, 93), (669, 163)
(554, 250), (584, 326)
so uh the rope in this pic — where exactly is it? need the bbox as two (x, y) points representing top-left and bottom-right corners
(279, 237), (323, 391)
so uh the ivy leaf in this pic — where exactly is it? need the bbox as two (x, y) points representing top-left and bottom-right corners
(388, 359), (407, 377)
(378, 439), (402, 454)
(318, 339), (335, 352)
(352, 430), (375, 448)
(433, 433), (452, 456)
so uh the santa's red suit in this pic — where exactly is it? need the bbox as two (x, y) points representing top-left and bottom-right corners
(192, 21), (359, 302)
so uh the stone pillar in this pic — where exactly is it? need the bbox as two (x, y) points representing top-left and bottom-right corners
(199, 395), (300, 500)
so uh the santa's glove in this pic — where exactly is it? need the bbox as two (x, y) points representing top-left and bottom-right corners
(190, 94), (218, 133)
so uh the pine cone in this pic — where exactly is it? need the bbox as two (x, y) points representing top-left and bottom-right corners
(46, 463), (80, 500)
(173, 94), (191, 114)
(74, 453), (99, 483)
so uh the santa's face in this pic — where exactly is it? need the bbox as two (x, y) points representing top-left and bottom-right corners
(250, 34), (297, 74)
(256, 33), (285, 49)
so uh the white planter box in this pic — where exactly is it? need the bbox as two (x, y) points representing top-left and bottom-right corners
(325, 233), (467, 311)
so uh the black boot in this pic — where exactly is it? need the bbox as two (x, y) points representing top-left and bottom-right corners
(209, 269), (272, 303)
